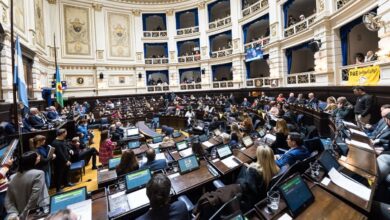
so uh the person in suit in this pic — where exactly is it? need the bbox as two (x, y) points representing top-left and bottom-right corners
(46, 106), (61, 121)
(136, 174), (189, 220)
(372, 113), (390, 154)
(28, 108), (47, 129)
(5, 151), (49, 219)
(294, 93), (306, 105)
(332, 97), (352, 127)
(306, 93), (318, 109)
(52, 129), (73, 192)
(34, 135), (56, 188)
(69, 137), (99, 170)
(368, 105), (390, 138)
(275, 132), (310, 168)
(241, 98), (251, 108)
(116, 150), (139, 177)
(353, 86), (373, 128)
(236, 145), (280, 211)
(77, 119), (90, 145)
(141, 148), (167, 171)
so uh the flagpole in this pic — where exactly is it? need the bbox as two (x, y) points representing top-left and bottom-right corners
(10, 0), (18, 131)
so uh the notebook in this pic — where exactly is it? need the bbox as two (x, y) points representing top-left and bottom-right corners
(178, 155), (200, 174)
(50, 187), (87, 214)
(125, 168), (152, 193)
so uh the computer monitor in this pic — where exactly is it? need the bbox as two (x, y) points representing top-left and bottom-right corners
(50, 187), (87, 214)
(172, 131), (181, 138)
(318, 151), (341, 173)
(242, 136), (253, 148)
(176, 141), (189, 151)
(153, 136), (163, 144)
(217, 145), (233, 159)
(126, 128), (139, 137)
(279, 174), (314, 217)
(125, 168), (152, 193)
(178, 155), (200, 174)
(128, 141), (141, 149)
(108, 157), (121, 170)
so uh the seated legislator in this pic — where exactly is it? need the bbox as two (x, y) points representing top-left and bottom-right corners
(306, 93), (318, 109)
(116, 150), (139, 176)
(28, 108), (47, 129)
(270, 119), (289, 150)
(140, 148), (167, 171)
(371, 113), (390, 154)
(136, 174), (189, 220)
(241, 98), (251, 108)
(332, 97), (352, 126)
(294, 93), (306, 105)
(287, 93), (296, 104)
(5, 151), (49, 219)
(46, 106), (61, 121)
(69, 137), (99, 170)
(368, 107), (390, 139)
(275, 132), (310, 168)
(324, 96), (337, 112)
(240, 113), (254, 132)
(236, 145), (280, 211)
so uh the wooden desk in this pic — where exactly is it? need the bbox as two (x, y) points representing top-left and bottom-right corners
(345, 144), (377, 176)
(240, 145), (258, 160)
(201, 136), (222, 150)
(208, 150), (252, 175)
(159, 116), (187, 129)
(289, 104), (331, 137)
(97, 169), (118, 188)
(91, 192), (109, 220)
(133, 144), (149, 155)
(255, 183), (366, 220)
(169, 161), (218, 195)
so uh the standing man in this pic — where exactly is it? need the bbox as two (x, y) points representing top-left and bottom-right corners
(353, 87), (373, 128)
(52, 129), (73, 192)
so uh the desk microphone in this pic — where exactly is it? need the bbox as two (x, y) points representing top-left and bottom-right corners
(209, 193), (242, 220)
(268, 161), (299, 193)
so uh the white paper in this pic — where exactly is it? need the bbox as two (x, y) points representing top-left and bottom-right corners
(155, 153), (167, 161)
(350, 128), (368, 137)
(264, 134), (276, 141)
(346, 139), (373, 151)
(148, 143), (160, 149)
(321, 177), (331, 186)
(328, 168), (371, 201)
(168, 172), (180, 179)
(212, 158), (220, 163)
(99, 169), (108, 172)
(127, 188), (150, 209)
(109, 191), (126, 199)
(179, 148), (193, 157)
(203, 141), (214, 148)
(339, 155), (347, 161)
(221, 156), (239, 168)
(67, 199), (92, 220)
(278, 213), (293, 220)
(343, 121), (358, 128)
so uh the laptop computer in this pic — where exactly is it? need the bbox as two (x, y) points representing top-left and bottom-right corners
(126, 128), (140, 138)
(108, 157), (121, 170)
(257, 128), (267, 138)
(50, 187), (88, 214)
(318, 151), (370, 187)
(216, 145), (233, 160)
(178, 155), (200, 174)
(172, 131), (181, 138)
(152, 136), (163, 144)
(125, 168), (152, 193)
(279, 174), (314, 217)
(242, 136), (254, 148)
(176, 140), (193, 158)
(128, 141), (141, 149)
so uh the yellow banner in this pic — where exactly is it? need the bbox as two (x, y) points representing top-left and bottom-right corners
(348, 65), (380, 86)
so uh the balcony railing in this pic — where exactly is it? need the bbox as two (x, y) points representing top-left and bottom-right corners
(180, 83), (202, 90)
(177, 26), (199, 36)
(242, 0), (269, 17)
(284, 14), (316, 38)
(246, 76), (274, 87)
(145, 58), (169, 65)
(244, 37), (270, 50)
(287, 71), (316, 85)
(336, 0), (353, 10)
(210, 48), (233, 58)
(340, 61), (376, 82)
(147, 85), (170, 92)
(143, 31), (168, 38)
(212, 81), (234, 88)
(209, 16), (231, 30)
(178, 54), (201, 63)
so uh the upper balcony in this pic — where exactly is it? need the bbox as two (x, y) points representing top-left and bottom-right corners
(244, 37), (270, 51)
(144, 43), (169, 65)
(208, 16), (232, 31)
(283, 0), (316, 38)
(177, 39), (201, 63)
(335, 0), (354, 11)
(208, 0), (231, 31)
(142, 13), (168, 39)
(209, 31), (233, 59)
(242, 0), (269, 18)
(176, 8), (200, 37)
(284, 14), (316, 38)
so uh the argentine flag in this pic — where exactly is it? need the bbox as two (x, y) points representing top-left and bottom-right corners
(13, 36), (29, 108)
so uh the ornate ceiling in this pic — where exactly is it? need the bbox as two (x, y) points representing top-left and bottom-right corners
(110, 0), (192, 5)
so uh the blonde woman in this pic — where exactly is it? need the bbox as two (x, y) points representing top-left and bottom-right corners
(230, 123), (243, 144)
(324, 96), (337, 112)
(236, 145), (280, 211)
(270, 119), (289, 150)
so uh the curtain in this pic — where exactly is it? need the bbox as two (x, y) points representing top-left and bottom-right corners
(179, 67), (201, 82)
(147, 70), (169, 85)
(246, 62), (251, 79)
(163, 43), (168, 57)
(207, 0), (229, 22)
(243, 14), (269, 43)
(212, 63), (232, 81)
(285, 41), (309, 74)
(142, 14), (167, 30)
(283, 0), (295, 28)
(340, 16), (362, 66)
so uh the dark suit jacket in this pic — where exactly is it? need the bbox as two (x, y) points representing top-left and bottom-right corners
(270, 132), (288, 150)
(375, 126), (390, 148)
(140, 159), (167, 171)
(51, 139), (70, 165)
(136, 200), (189, 220)
(306, 98), (318, 109)
(29, 115), (45, 129)
(47, 111), (60, 120)
(370, 119), (387, 138)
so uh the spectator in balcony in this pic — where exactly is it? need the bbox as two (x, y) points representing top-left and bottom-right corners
(156, 25), (162, 31)
(299, 14), (305, 21)
(365, 50), (378, 62)
(355, 53), (365, 64)
(288, 15), (296, 27)
(157, 78), (163, 84)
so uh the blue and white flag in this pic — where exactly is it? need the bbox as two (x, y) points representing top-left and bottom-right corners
(13, 36), (29, 108)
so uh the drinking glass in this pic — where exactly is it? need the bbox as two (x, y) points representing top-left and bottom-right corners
(310, 162), (320, 177)
(267, 191), (280, 211)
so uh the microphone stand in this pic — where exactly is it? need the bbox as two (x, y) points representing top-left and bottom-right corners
(209, 193), (242, 220)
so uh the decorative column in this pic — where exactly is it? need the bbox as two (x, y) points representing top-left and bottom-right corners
(377, 0), (390, 84)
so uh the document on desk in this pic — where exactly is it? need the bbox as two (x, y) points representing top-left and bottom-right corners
(127, 188), (150, 209)
(221, 156), (239, 168)
(203, 141), (214, 148)
(67, 199), (92, 220)
(346, 139), (373, 152)
(155, 153), (167, 161)
(349, 128), (368, 137)
(148, 143), (160, 149)
(343, 121), (359, 129)
(264, 134), (276, 141)
(328, 168), (371, 201)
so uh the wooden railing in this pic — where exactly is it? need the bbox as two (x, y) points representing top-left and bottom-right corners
(178, 54), (201, 63)
(242, 0), (269, 17)
(143, 30), (168, 38)
(212, 81), (234, 88)
(177, 26), (199, 36)
(287, 71), (316, 85)
(336, 0), (353, 10)
(284, 14), (316, 38)
(147, 85), (170, 92)
(210, 48), (233, 58)
(246, 77), (274, 87)
(145, 58), (169, 64)
(209, 16), (231, 30)
(244, 37), (270, 50)
(180, 83), (202, 90)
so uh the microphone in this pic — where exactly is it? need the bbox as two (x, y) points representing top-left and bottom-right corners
(209, 193), (242, 220)
(268, 161), (299, 193)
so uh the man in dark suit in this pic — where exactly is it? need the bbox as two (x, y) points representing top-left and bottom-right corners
(369, 108), (390, 138)
(46, 106), (61, 121)
(306, 93), (318, 109)
(372, 113), (390, 154)
(28, 108), (47, 129)
(52, 129), (74, 192)
(140, 149), (167, 171)
(275, 132), (310, 168)
(353, 86), (373, 128)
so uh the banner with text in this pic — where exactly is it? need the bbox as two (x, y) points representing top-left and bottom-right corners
(348, 65), (380, 86)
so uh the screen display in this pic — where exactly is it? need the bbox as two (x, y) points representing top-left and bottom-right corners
(128, 141), (140, 149)
(127, 128), (139, 136)
(242, 136), (253, 147)
(217, 145), (232, 158)
(245, 46), (263, 62)
(176, 141), (188, 151)
(153, 136), (163, 143)
(108, 157), (121, 170)
(125, 169), (152, 191)
(173, 132), (181, 138)
(318, 151), (340, 173)
(178, 155), (199, 173)
(0, 145), (8, 160)
(50, 187), (87, 214)
(279, 175), (314, 216)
